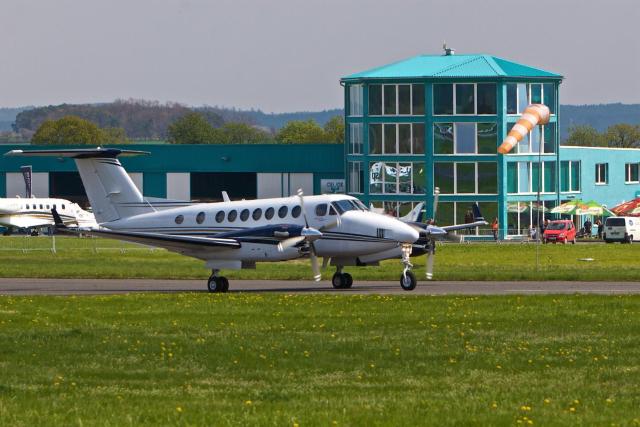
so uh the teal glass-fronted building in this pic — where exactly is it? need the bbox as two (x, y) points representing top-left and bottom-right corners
(342, 52), (566, 237)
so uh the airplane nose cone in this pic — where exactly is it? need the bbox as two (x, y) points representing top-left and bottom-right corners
(394, 220), (420, 243)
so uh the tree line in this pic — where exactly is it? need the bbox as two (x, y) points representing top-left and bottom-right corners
(564, 124), (640, 148)
(29, 112), (344, 145)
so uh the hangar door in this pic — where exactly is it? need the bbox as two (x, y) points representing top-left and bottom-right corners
(190, 172), (257, 202)
(49, 172), (88, 207)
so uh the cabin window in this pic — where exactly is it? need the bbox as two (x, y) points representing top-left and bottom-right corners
(278, 206), (288, 218)
(329, 206), (337, 216)
(240, 209), (250, 221)
(196, 212), (206, 224)
(40, 204), (43, 209)
(315, 204), (328, 216)
(265, 207), (275, 220)
(228, 210), (237, 222)
(53, 204), (56, 209)
(215, 211), (225, 223)
(175, 215), (184, 224)
(291, 206), (302, 218)
(252, 208), (262, 221)
(62, 204), (66, 210)
(46, 205), (50, 209)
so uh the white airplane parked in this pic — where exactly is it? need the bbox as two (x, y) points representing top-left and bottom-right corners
(5, 147), (484, 291)
(0, 197), (97, 233)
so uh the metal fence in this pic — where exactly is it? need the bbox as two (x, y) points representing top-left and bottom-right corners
(0, 236), (158, 254)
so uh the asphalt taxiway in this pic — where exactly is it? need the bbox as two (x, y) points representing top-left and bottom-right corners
(1, 278), (640, 295)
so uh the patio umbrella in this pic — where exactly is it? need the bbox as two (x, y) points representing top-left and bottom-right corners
(550, 199), (586, 215)
(575, 200), (615, 216)
(507, 202), (528, 213)
(611, 198), (640, 216)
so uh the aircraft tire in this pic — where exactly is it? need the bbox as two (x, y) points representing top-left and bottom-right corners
(220, 277), (230, 292)
(343, 273), (353, 288)
(400, 271), (417, 291)
(207, 276), (224, 293)
(332, 273), (347, 289)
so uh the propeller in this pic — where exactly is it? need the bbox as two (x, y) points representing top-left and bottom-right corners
(277, 189), (339, 282)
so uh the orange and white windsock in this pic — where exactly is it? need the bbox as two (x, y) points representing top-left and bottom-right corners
(498, 104), (550, 154)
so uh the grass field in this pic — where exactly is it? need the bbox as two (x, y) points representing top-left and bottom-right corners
(0, 236), (639, 281)
(0, 294), (639, 425)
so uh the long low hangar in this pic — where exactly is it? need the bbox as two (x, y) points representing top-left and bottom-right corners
(0, 143), (344, 205)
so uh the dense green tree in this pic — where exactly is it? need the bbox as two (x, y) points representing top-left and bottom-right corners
(276, 119), (328, 144)
(219, 122), (272, 144)
(564, 125), (606, 147)
(167, 112), (216, 144)
(323, 115), (345, 144)
(604, 124), (640, 148)
(32, 116), (106, 145)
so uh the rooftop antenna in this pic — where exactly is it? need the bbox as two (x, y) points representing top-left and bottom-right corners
(443, 41), (455, 56)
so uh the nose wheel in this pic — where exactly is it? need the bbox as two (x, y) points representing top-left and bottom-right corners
(207, 270), (229, 293)
(400, 243), (418, 291)
(332, 267), (353, 289)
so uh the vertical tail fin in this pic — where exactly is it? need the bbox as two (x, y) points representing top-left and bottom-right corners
(5, 148), (151, 223)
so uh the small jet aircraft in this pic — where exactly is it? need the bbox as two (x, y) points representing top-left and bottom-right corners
(6, 147), (484, 291)
(0, 197), (97, 234)
(0, 165), (97, 234)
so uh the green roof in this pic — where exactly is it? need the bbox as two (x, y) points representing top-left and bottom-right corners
(342, 54), (562, 81)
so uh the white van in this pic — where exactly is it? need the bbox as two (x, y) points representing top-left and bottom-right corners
(603, 217), (640, 243)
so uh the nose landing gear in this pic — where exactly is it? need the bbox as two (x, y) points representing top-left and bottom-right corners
(400, 243), (417, 291)
(207, 269), (229, 293)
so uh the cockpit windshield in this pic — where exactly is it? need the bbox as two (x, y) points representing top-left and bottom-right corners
(331, 198), (368, 214)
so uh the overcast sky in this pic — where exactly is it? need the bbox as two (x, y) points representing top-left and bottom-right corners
(1, 0), (639, 112)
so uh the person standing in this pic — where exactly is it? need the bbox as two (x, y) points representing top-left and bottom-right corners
(595, 218), (603, 239)
(491, 217), (499, 242)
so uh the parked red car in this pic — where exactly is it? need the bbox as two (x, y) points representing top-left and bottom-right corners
(543, 220), (576, 244)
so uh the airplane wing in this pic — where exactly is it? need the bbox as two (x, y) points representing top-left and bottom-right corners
(441, 220), (488, 232)
(78, 228), (241, 255)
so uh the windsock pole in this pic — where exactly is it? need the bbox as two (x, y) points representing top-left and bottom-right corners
(497, 104), (550, 154)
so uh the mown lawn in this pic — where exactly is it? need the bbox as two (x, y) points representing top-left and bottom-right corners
(0, 294), (639, 425)
(0, 236), (639, 281)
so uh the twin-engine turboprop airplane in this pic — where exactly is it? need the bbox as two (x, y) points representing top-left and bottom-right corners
(5, 147), (431, 291)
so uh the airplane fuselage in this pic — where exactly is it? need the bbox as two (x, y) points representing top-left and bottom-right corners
(100, 194), (417, 265)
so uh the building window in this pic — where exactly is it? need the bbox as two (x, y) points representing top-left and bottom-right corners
(595, 163), (608, 185)
(434, 83), (497, 116)
(476, 83), (497, 115)
(348, 161), (363, 194)
(369, 85), (382, 116)
(507, 83), (557, 115)
(507, 201), (555, 236)
(507, 122), (556, 154)
(625, 163), (639, 183)
(368, 84), (425, 116)
(369, 162), (425, 194)
(430, 201), (498, 235)
(370, 201), (424, 219)
(508, 161), (557, 194)
(560, 161), (580, 192)
(348, 123), (363, 154)
(434, 162), (497, 194)
(433, 84), (453, 115)
(369, 123), (425, 155)
(455, 84), (475, 114)
(434, 122), (498, 155)
(348, 84), (363, 116)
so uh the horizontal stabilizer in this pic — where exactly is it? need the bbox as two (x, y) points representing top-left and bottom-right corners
(5, 148), (149, 159)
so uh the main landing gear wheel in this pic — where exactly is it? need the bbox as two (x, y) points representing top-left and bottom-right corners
(332, 272), (353, 289)
(207, 276), (229, 293)
(400, 271), (417, 291)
